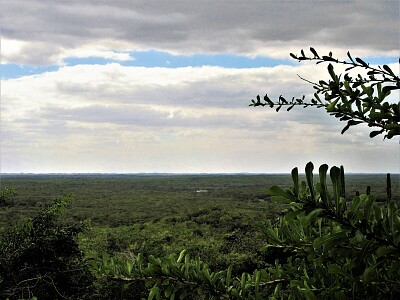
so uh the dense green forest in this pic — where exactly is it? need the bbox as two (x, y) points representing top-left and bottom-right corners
(1, 173), (398, 298)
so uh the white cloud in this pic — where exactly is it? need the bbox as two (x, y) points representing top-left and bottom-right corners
(59, 45), (134, 64)
(1, 0), (398, 173)
(1, 63), (398, 173)
(0, 39), (28, 64)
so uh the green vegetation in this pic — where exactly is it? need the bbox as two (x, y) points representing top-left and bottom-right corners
(251, 48), (399, 139)
(0, 175), (290, 298)
(0, 49), (399, 298)
(0, 174), (289, 227)
(0, 187), (16, 206)
(1, 173), (397, 298)
(0, 195), (94, 299)
(94, 164), (400, 299)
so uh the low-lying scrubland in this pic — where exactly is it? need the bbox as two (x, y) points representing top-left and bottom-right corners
(1, 173), (398, 299)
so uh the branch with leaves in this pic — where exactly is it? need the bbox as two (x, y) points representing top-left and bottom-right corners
(250, 48), (400, 139)
(263, 162), (400, 298)
(91, 251), (290, 299)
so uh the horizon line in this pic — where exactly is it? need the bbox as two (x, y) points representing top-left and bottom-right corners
(1, 172), (398, 176)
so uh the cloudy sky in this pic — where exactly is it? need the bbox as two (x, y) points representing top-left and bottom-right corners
(1, 0), (399, 174)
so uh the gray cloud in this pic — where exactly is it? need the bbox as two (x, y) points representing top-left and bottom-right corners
(2, 0), (398, 65)
(37, 104), (278, 131)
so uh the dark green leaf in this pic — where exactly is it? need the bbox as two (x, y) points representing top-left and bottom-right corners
(305, 162), (315, 201)
(382, 85), (399, 95)
(292, 167), (299, 197)
(328, 64), (336, 80)
(369, 129), (384, 138)
(383, 65), (395, 76)
(347, 51), (355, 63)
(310, 47), (319, 58)
(322, 56), (336, 62)
(341, 124), (351, 134)
(287, 104), (295, 111)
(355, 57), (368, 67)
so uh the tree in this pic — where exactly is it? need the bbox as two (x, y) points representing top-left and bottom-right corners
(0, 187), (16, 206)
(250, 48), (400, 139)
(0, 194), (95, 299)
(93, 51), (400, 299)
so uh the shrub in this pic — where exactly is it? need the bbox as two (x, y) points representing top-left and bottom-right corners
(0, 194), (95, 299)
(0, 187), (16, 206)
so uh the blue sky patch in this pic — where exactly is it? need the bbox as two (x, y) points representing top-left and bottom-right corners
(1, 64), (59, 79)
(2, 50), (398, 80)
(64, 50), (295, 69)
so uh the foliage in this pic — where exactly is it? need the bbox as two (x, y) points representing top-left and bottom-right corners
(0, 187), (16, 205)
(95, 163), (400, 299)
(1, 174), (396, 229)
(91, 250), (287, 299)
(261, 162), (400, 298)
(250, 48), (400, 139)
(0, 194), (95, 299)
(83, 208), (267, 275)
(0, 174), (283, 228)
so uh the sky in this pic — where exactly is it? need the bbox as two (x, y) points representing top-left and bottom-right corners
(0, 0), (399, 174)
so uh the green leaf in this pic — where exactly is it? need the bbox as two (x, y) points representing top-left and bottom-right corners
(148, 286), (159, 300)
(164, 287), (172, 298)
(226, 265), (232, 286)
(355, 57), (368, 67)
(341, 120), (362, 134)
(313, 230), (347, 251)
(369, 129), (384, 138)
(268, 185), (295, 201)
(347, 51), (355, 63)
(305, 162), (315, 201)
(326, 99), (339, 112)
(240, 273), (247, 291)
(322, 55), (336, 62)
(387, 201), (398, 235)
(364, 195), (376, 220)
(330, 166), (342, 212)
(328, 64), (336, 80)
(310, 47), (319, 58)
(383, 64), (395, 76)
(382, 85), (399, 95)
(292, 167), (299, 197)
(328, 264), (345, 275)
(319, 164), (329, 186)
(306, 208), (323, 223)
(177, 249), (186, 263)
(125, 260), (133, 275)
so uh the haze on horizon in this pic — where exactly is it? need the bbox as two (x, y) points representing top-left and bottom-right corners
(1, 0), (399, 174)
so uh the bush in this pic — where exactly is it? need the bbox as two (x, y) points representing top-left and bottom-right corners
(0, 187), (16, 206)
(0, 194), (95, 299)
